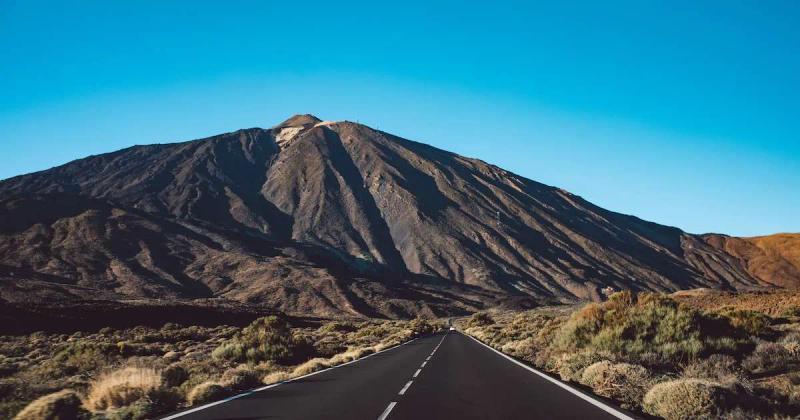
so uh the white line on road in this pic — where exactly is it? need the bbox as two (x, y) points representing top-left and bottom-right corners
(461, 332), (636, 420)
(421, 361), (427, 368)
(413, 368), (421, 378)
(398, 380), (413, 395)
(377, 402), (397, 420)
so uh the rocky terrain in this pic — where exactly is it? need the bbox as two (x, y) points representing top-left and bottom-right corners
(0, 115), (796, 318)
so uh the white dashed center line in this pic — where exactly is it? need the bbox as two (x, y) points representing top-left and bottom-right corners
(377, 402), (397, 420)
(398, 380), (413, 395)
(377, 333), (450, 419)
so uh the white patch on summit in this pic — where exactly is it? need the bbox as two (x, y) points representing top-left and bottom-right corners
(276, 126), (304, 147)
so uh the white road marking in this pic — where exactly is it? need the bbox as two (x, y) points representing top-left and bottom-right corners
(161, 338), (419, 419)
(377, 402), (397, 420)
(398, 380), (413, 395)
(460, 332), (636, 420)
(413, 368), (421, 378)
(421, 361), (427, 368)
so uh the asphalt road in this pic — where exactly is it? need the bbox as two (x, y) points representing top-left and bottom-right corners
(165, 331), (635, 420)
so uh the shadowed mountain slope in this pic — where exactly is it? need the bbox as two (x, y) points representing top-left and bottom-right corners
(0, 115), (793, 317)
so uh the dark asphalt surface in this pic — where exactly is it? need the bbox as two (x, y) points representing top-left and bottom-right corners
(167, 331), (631, 420)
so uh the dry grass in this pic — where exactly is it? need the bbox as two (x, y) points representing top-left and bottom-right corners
(84, 366), (162, 411)
(12, 390), (86, 420)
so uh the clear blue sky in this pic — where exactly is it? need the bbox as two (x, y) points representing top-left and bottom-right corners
(1, 1), (798, 236)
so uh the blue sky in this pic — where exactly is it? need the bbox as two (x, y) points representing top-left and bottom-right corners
(1, 1), (798, 236)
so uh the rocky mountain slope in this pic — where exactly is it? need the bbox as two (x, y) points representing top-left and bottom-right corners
(0, 115), (794, 317)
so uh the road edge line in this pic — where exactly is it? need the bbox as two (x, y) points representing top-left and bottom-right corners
(460, 332), (636, 420)
(160, 337), (421, 419)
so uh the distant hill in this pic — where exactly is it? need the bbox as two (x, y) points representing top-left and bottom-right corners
(0, 114), (793, 317)
(703, 233), (800, 288)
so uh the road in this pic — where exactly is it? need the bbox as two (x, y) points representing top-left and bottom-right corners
(164, 331), (636, 420)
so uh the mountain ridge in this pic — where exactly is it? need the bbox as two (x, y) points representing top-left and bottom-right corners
(0, 115), (795, 317)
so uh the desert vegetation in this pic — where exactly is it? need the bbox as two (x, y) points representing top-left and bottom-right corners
(2, 315), (441, 419)
(460, 289), (800, 419)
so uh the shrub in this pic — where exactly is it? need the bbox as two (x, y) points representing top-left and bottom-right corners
(553, 350), (610, 382)
(291, 358), (330, 377)
(318, 321), (357, 334)
(328, 347), (374, 365)
(579, 361), (653, 409)
(466, 312), (494, 328)
(84, 367), (162, 411)
(221, 367), (261, 391)
(743, 342), (792, 373)
(682, 354), (744, 386)
(552, 292), (750, 368)
(408, 318), (435, 337)
(262, 371), (291, 384)
(13, 390), (87, 420)
(187, 382), (228, 405)
(643, 379), (732, 420)
(716, 308), (771, 336)
(161, 364), (189, 388)
(212, 316), (294, 364)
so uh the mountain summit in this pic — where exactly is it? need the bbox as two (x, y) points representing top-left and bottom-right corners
(0, 116), (794, 317)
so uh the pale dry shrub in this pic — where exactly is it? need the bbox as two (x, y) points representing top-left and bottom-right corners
(292, 358), (330, 376)
(643, 379), (732, 420)
(579, 361), (653, 409)
(328, 347), (374, 365)
(553, 350), (610, 382)
(682, 354), (746, 388)
(262, 370), (291, 384)
(187, 382), (227, 405)
(13, 390), (87, 420)
(84, 366), (162, 411)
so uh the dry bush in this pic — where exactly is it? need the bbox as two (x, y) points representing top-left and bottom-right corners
(465, 312), (495, 328)
(161, 364), (189, 388)
(13, 390), (87, 420)
(220, 367), (261, 391)
(262, 370), (291, 384)
(579, 361), (653, 409)
(643, 379), (733, 420)
(553, 350), (611, 382)
(84, 366), (162, 411)
(682, 354), (747, 387)
(328, 347), (374, 365)
(291, 358), (330, 377)
(743, 342), (793, 374)
(187, 382), (228, 405)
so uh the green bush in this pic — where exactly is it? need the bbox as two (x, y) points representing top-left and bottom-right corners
(716, 308), (771, 336)
(552, 292), (750, 368)
(212, 316), (294, 364)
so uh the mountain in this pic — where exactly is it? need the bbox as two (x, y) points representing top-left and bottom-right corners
(0, 115), (794, 318)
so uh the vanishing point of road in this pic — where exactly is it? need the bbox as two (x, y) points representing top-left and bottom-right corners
(163, 331), (638, 420)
